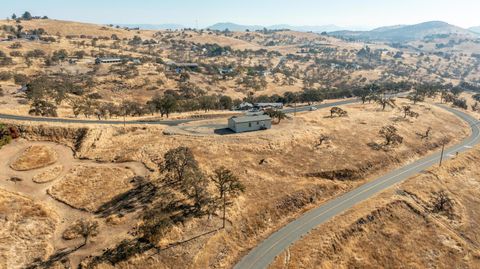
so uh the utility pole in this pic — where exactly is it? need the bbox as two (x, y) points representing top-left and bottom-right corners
(439, 143), (445, 167)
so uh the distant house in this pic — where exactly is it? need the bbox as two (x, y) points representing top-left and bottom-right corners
(20, 34), (40, 41)
(166, 61), (199, 73)
(219, 67), (234, 75)
(132, 59), (142, 65)
(228, 114), (272, 133)
(254, 103), (284, 110)
(95, 57), (123, 64)
(236, 102), (254, 110)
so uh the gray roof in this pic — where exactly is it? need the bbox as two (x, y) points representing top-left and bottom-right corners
(255, 103), (283, 107)
(230, 115), (271, 123)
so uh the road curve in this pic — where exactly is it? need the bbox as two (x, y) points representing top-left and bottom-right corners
(0, 98), (360, 126)
(234, 105), (480, 269)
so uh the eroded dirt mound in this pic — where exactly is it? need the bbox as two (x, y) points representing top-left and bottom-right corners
(10, 145), (58, 171)
(48, 165), (136, 212)
(32, 165), (64, 183)
(0, 190), (57, 269)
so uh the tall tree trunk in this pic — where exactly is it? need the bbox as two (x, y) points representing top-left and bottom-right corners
(223, 194), (226, 229)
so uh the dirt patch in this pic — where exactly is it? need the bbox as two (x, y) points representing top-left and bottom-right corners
(48, 165), (136, 212)
(0, 190), (58, 269)
(10, 145), (58, 171)
(32, 165), (64, 183)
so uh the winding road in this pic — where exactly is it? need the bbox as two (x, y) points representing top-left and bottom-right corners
(234, 105), (480, 269)
(0, 99), (359, 126)
(1, 96), (475, 269)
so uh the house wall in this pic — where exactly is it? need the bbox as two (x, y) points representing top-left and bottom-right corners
(230, 120), (271, 133)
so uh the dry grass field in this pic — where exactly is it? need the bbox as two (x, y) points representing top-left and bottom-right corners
(269, 144), (480, 269)
(10, 145), (58, 171)
(0, 17), (480, 269)
(0, 190), (57, 269)
(1, 98), (465, 268)
(49, 165), (136, 212)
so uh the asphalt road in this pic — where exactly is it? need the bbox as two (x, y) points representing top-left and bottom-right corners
(234, 105), (480, 269)
(0, 113), (196, 126)
(0, 98), (360, 126)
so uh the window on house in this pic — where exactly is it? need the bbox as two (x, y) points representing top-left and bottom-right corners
(257, 121), (259, 125)
(248, 122), (252, 127)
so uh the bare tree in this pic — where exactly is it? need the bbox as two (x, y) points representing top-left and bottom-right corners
(379, 125), (403, 146)
(330, 107), (348, 117)
(78, 219), (99, 246)
(211, 166), (245, 228)
(314, 134), (331, 148)
(375, 97), (396, 111)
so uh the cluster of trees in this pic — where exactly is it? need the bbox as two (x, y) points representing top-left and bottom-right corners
(264, 109), (287, 124)
(0, 124), (19, 149)
(24, 75), (83, 117)
(141, 147), (245, 243)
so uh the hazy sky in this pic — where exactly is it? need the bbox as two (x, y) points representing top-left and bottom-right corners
(2, 0), (479, 28)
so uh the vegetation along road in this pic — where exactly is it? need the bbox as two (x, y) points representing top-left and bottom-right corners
(234, 105), (480, 269)
(0, 98), (360, 126)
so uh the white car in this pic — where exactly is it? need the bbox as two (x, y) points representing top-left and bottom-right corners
(309, 107), (318, 111)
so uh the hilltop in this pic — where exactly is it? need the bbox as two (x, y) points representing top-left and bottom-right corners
(207, 22), (352, 32)
(331, 21), (478, 41)
(470, 26), (480, 33)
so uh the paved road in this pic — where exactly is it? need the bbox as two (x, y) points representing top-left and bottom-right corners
(0, 113), (196, 126)
(0, 98), (360, 126)
(234, 105), (480, 269)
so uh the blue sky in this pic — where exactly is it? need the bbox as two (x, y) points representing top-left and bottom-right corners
(2, 0), (479, 28)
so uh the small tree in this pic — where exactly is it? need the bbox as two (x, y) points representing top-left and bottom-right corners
(314, 134), (330, 148)
(330, 107), (347, 117)
(78, 219), (99, 245)
(264, 109), (287, 124)
(21, 11), (33, 20)
(379, 125), (403, 146)
(375, 97), (396, 111)
(0, 124), (13, 148)
(29, 99), (58, 117)
(431, 191), (454, 218)
(416, 127), (432, 140)
(452, 98), (468, 110)
(402, 105), (419, 118)
(158, 94), (177, 118)
(211, 167), (245, 228)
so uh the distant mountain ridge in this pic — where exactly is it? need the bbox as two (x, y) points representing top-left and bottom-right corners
(470, 26), (480, 34)
(116, 24), (185, 30)
(206, 22), (366, 32)
(331, 21), (479, 41)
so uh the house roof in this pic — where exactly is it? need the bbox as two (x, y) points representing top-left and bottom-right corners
(229, 115), (271, 123)
(255, 103), (283, 107)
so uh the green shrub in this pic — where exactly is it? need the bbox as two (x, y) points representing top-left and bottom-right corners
(0, 124), (13, 148)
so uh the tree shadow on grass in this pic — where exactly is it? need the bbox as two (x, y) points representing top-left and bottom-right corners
(95, 176), (158, 218)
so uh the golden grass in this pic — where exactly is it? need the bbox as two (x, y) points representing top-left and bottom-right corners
(0, 190), (57, 269)
(10, 145), (58, 171)
(48, 165), (135, 212)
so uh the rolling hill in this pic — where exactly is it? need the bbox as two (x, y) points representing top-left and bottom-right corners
(470, 26), (480, 33)
(331, 21), (478, 41)
(206, 22), (357, 32)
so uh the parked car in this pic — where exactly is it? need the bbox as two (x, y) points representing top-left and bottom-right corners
(309, 107), (318, 111)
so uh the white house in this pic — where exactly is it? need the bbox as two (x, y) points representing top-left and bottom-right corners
(228, 114), (272, 133)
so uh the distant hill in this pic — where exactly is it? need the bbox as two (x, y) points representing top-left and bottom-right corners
(207, 22), (265, 32)
(116, 24), (186, 30)
(206, 22), (363, 33)
(470, 26), (480, 34)
(331, 21), (478, 41)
